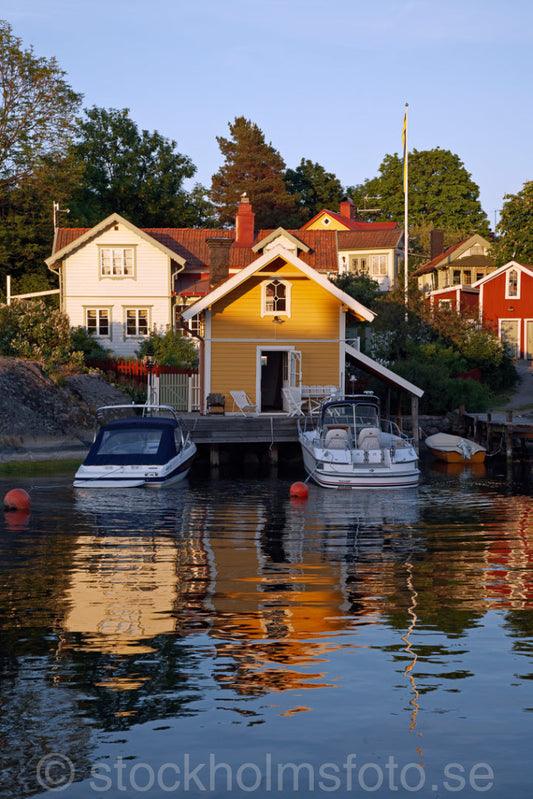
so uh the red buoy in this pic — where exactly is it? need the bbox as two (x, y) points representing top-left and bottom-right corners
(3, 488), (31, 511)
(289, 481), (309, 499)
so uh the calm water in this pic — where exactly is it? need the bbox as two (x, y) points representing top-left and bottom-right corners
(1, 457), (533, 798)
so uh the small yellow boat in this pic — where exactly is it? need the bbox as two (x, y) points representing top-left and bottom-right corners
(425, 433), (486, 464)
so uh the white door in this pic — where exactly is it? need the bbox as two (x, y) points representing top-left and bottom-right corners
(526, 320), (533, 360)
(500, 319), (520, 359)
(287, 350), (302, 389)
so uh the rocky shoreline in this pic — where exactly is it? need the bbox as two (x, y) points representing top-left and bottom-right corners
(0, 358), (129, 463)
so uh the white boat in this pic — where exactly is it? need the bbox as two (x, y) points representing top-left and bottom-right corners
(425, 433), (486, 464)
(298, 393), (420, 488)
(73, 405), (197, 488)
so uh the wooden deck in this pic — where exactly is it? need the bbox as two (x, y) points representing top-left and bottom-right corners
(183, 413), (301, 445)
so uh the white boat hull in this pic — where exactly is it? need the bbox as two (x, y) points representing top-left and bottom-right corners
(73, 447), (196, 488)
(299, 434), (419, 489)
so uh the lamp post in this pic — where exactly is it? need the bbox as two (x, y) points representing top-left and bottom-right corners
(144, 343), (156, 408)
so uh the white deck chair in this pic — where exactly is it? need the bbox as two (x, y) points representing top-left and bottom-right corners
(282, 387), (304, 417)
(230, 390), (257, 416)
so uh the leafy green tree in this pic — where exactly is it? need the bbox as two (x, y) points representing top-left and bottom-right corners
(370, 148), (490, 235)
(0, 21), (82, 189)
(329, 272), (381, 311)
(347, 148), (490, 245)
(68, 107), (206, 228)
(136, 328), (197, 368)
(285, 158), (344, 223)
(492, 180), (533, 266)
(210, 116), (300, 229)
(0, 152), (83, 296)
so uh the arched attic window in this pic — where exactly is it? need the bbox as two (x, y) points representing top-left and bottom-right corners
(506, 268), (519, 299)
(261, 278), (291, 317)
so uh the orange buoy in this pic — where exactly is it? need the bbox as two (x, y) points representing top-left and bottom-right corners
(3, 488), (31, 511)
(289, 481), (309, 499)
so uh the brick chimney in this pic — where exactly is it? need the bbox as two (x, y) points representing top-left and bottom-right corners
(430, 229), (445, 260)
(339, 197), (356, 220)
(206, 237), (233, 289)
(235, 192), (255, 244)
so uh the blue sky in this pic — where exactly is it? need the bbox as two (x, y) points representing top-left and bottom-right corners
(6, 0), (533, 230)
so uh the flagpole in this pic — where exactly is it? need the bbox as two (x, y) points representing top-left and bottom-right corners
(403, 103), (409, 318)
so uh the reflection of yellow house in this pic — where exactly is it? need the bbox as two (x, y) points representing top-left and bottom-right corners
(64, 537), (179, 662)
(181, 239), (375, 413)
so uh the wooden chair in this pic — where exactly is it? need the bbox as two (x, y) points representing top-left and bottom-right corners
(230, 391), (257, 416)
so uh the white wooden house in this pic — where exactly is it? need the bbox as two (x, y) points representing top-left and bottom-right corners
(46, 213), (186, 358)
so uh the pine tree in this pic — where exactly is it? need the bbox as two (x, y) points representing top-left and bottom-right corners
(210, 117), (300, 229)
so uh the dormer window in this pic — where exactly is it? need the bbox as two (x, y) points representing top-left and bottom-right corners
(507, 268), (519, 298)
(261, 279), (291, 317)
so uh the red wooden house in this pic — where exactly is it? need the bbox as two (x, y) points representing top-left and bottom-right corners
(476, 261), (533, 359)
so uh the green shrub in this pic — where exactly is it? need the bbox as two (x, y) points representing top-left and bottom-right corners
(70, 326), (112, 360)
(0, 299), (83, 371)
(136, 328), (197, 367)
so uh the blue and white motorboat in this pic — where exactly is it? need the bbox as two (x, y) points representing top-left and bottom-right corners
(73, 405), (197, 488)
(298, 393), (419, 488)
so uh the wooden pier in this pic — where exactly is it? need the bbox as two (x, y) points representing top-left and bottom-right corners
(463, 410), (533, 460)
(183, 413), (301, 467)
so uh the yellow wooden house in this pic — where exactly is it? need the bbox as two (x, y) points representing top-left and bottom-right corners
(181, 239), (377, 414)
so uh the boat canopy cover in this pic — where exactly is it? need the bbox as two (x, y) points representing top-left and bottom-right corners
(84, 417), (180, 466)
(320, 395), (380, 426)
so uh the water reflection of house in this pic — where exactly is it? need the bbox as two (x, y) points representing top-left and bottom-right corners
(484, 496), (533, 609)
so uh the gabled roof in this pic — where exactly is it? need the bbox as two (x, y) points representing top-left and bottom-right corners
(252, 228), (310, 254)
(472, 260), (533, 287)
(301, 209), (399, 232)
(46, 213), (187, 269)
(180, 243), (376, 323)
(412, 233), (493, 277)
(49, 217), (402, 284)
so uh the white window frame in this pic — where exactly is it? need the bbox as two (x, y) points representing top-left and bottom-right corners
(125, 308), (149, 337)
(506, 268), (520, 299)
(369, 254), (388, 276)
(99, 246), (135, 278)
(261, 278), (291, 317)
(86, 308), (111, 337)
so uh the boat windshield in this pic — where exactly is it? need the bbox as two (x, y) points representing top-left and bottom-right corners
(98, 428), (164, 456)
(322, 401), (379, 432)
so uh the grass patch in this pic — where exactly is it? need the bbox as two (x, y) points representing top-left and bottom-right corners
(0, 459), (81, 476)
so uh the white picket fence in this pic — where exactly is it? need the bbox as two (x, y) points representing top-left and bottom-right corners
(152, 372), (201, 412)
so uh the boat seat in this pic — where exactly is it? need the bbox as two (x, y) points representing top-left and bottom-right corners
(358, 427), (381, 450)
(324, 427), (350, 449)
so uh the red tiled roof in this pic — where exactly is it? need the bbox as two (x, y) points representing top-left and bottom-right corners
(54, 224), (401, 300)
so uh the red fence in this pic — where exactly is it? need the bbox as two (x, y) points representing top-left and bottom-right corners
(87, 358), (198, 382)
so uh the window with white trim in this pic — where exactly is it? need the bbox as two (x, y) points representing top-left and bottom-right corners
(262, 279), (291, 316)
(125, 309), (149, 336)
(86, 309), (110, 336)
(100, 247), (134, 277)
(349, 256), (367, 275)
(369, 254), (387, 276)
(507, 269), (519, 298)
